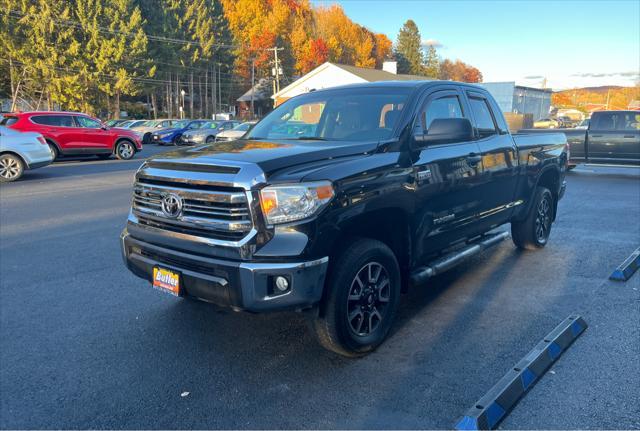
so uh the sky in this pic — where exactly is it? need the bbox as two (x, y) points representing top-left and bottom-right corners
(311, 0), (640, 90)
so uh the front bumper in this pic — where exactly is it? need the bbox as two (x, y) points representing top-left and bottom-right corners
(152, 135), (174, 145)
(179, 136), (204, 145)
(121, 230), (329, 312)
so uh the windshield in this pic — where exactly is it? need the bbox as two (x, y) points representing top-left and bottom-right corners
(173, 120), (189, 128)
(244, 87), (412, 142)
(235, 122), (254, 132)
(202, 121), (219, 129)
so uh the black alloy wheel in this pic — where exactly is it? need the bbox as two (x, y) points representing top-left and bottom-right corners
(346, 262), (392, 336)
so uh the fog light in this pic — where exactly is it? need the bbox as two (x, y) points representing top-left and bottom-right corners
(275, 276), (289, 292)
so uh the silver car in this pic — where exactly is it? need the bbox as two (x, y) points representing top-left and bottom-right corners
(0, 126), (54, 182)
(180, 120), (241, 145)
(215, 121), (258, 142)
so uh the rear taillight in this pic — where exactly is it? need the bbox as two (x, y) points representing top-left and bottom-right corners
(37, 137), (47, 145)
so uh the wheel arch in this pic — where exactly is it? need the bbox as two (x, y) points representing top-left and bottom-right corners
(331, 207), (412, 292)
(535, 166), (561, 220)
(0, 150), (27, 166)
(44, 138), (62, 154)
(114, 137), (136, 152)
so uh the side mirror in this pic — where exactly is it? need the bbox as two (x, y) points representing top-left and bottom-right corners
(414, 118), (474, 146)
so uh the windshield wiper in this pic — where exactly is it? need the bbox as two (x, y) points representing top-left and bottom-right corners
(290, 136), (328, 141)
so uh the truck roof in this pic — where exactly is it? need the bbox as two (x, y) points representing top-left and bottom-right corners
(306, 79), (486, 94)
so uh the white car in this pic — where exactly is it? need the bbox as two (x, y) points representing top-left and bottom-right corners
(214, 121), (258, 142)
(0, 126), (54, 182)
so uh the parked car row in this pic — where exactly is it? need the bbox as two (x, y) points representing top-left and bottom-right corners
(0, 109), (259, 182)
(1, 112), (142, 161)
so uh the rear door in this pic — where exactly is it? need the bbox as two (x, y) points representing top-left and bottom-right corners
(588, 112), (640, 163)
(31, 115), (78, 151)
(411, 87), (485, 259)
(74, 115), (111, 151)
(465, 90), (520, 227)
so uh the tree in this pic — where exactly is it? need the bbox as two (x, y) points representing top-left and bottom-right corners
(75, 0), (150, 117)
(373, 33), (393, 68)
(423, 44), (439, 79)
(298, 38), (329, 73)
(439, 59), (483, 83)
(395, 20), (423, 75)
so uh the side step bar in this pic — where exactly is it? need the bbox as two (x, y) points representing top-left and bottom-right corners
(410, 230), (510, 286)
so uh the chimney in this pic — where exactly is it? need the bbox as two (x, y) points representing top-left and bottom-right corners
(382, 61), (397, 75)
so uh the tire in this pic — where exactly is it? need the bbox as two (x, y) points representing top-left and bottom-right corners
(205, 136), (215, 144)
(511, 186), (554, 250)
(115, 140), (135, 160)
(48, 143), (59, 160)
(0, 154), (24, 182)
(567, 164), (576, 171)
(309, 238), (401, 357)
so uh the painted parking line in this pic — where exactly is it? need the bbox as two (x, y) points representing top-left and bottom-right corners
(610, 247), (640, 282)
(454, 315), (588, 430)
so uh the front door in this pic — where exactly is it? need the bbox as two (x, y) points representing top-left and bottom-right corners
(74, 116), (111, 151)
(411, 88), (485, 261)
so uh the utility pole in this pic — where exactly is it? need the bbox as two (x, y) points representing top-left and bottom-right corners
(269, 46), (284, 107)
(218, 64), (222, 114)
(251, 59), (255, 119)
(213, 64), (217, 118)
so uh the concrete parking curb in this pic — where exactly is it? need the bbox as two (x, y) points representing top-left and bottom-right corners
(609, 247), (640, 282)
(454, 315), (588, 430)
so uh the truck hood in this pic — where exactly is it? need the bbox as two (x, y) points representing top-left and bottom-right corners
(148, 139), (379, 174)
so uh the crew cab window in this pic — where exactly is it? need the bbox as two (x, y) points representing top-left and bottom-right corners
(468, 97), (497, 137)
(76, 116), (102, 128)
(621, 113), (640, 131)
(419, 95), (464, 132)
(594, 112), (640, 131)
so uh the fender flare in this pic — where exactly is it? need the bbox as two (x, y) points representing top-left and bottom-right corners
(44, 138), (62, 155)
(114, 137), (137, 153)
(515, 164), (561, 222)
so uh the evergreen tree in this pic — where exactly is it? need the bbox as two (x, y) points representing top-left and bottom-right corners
(395, 20), (424, 75)
(424, 44), (439, 79)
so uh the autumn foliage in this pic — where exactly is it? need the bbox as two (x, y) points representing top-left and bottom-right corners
(438, 59), (483, 83)
(552, 86), (640, 112)
(221, 0), (393, 78)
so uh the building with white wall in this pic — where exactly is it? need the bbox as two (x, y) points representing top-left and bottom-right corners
(272, 62), (427, 106)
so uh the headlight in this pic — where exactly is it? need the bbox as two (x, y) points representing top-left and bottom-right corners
(259, 181), (335, 225)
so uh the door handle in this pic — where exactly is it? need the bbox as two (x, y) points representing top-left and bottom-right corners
(466, 153), (482, 166)
(591, 135), (603, 138)
(624, 135), (635, 138)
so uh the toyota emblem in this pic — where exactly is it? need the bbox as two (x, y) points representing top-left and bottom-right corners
(161, 193), (183, 218)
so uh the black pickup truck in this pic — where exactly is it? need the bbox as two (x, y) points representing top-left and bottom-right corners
(522, 110), (640, 166)
(121, 81), (568, 356)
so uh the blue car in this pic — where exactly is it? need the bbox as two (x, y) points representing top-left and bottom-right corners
(151, 120), (209, 145)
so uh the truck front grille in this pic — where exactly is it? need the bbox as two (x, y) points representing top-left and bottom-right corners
(132, 178), (253, 241)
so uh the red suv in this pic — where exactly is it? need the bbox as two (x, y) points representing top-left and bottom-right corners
(1, 112), (142, 160)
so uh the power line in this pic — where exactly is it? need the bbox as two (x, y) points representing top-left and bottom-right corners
(7, 10), (241, 50)
(2, 58), (248, 88)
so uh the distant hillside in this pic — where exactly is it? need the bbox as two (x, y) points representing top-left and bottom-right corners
(552, 86), (639, 112)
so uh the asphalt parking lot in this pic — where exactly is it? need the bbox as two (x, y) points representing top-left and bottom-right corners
(1, 149), (639, 429)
